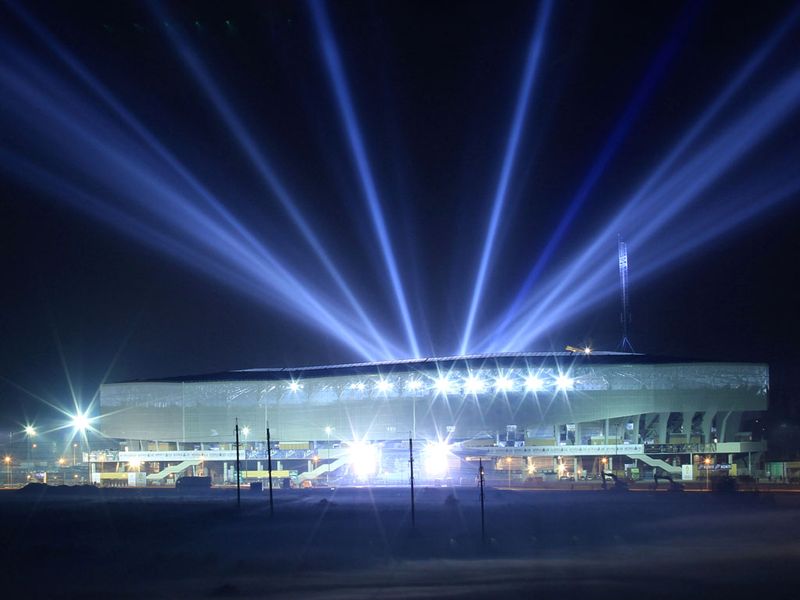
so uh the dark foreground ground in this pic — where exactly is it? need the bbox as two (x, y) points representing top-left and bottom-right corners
(2, 485), (800, 599)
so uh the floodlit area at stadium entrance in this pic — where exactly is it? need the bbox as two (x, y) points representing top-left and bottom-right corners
(93, 352), (768, 487)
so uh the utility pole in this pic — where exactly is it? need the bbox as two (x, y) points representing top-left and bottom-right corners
(267, 426), (274, 517)
(409, 436), (416, 528)
(479, 458), (486, 545)
(235, 418), (241, 510)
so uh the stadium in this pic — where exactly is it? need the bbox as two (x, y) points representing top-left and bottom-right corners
(93, 351), (769, 486)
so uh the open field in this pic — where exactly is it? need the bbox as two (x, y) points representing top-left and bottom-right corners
(3, 485), (800, 599)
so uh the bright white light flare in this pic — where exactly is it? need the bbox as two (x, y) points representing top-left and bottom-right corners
(555, 374), (574, 391)
(434, 376), (454, 395)
(494, 375), (514, 392)
(347, 441), (378, 480)
(376, 379), (393, 393)
(423, 441), (451, 478)
(71, 413), (90, 432)
(464, 375), (485, 394)
(406, 379), (423, 391)
(524, 375), (544, 392)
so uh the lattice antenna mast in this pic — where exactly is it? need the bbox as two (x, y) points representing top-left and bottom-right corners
(618, 235), (634, 352)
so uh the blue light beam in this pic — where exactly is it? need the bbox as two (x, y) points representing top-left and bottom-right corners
(309, 0), (421, 358)
(459, 0), (553, 355)
(484, 7), (800, 350)
(149, 3), (395, 358)
(491, 3), (697, 346)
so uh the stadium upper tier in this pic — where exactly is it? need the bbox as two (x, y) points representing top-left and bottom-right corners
(99, 352), (768, 445)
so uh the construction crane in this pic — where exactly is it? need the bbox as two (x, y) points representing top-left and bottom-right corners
(565, 345), (592, 354)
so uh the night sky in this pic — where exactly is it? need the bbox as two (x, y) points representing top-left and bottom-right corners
(1, 0), (799, 429)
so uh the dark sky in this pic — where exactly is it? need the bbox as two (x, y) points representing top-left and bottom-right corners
(1, 0), (799, 428)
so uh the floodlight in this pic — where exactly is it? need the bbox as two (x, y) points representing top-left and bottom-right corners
(434, 376), (453, 395)
(241, 426), (251, 438)
(583, 347), (592, 354)
(494, 375), (514, 392)
(376, 379), (393, 393)
(324, 426), (333, 436)
(406, 379), (423, 392)
(346, 441), (378, 480)
(423, 441), (451, 478)
(288, 381), (302, 392)
(464, 375), (485, 394)
(128, 458), (142, 469)
(71, 412), (90, 432)
(524, 375), (544, 392)
(555, 374), (574, 391)
(350, 381), (366, 392)
(24, 425), (36, 437)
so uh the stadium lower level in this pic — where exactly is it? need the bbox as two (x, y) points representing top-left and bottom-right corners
(94, 352), (768, 486)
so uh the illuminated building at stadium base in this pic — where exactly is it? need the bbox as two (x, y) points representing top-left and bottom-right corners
(94, 352), (768, 486)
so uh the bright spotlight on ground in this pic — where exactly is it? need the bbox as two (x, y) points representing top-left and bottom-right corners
(524, 375), (544, 392)
(555, 374), (574, 391)
(464, 375), (485, 394)
(346, 441), (378, 480)
(376, 379), (393, 393)
(288, 381), (302, 392)
(494, 375), (514, 392)
(434, 376), (454, 395)
(71, 413), (90, 432)
(24, 425), (36, 437)
(423, 441), (451, 478)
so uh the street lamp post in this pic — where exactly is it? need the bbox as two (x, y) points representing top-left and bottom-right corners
(506, 456), (512, 488)
(704, 457), (712, 490)
(242, 426), (250, 479)
(25, 426), (36, 462)
(325, 426), (333, 484)
(4, 456), (11, 487)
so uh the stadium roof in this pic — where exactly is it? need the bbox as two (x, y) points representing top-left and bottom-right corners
(118, 351), (754, 384)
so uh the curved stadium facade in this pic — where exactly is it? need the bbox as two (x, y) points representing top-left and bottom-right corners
(95, 352), (768, 485)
